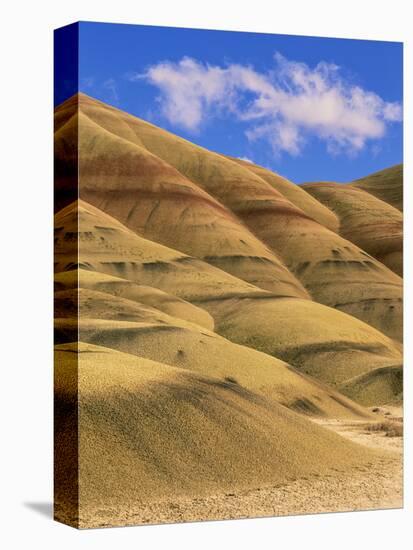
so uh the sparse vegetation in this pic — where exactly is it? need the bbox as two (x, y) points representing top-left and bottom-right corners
(363, 421), (403, 437)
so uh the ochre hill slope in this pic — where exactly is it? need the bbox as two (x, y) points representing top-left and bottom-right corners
(206, 296), (402, 390)
(54, 200), (402, 402)
(339, 365), (403, 407)
(54, 269), (214, 330)
(55, 95), (308, 298)
(228, 192), (402, 342)
(54, 287), (211, 332)
(54, 94), (79, 209)
(55, 342), (379, 527)
(352, 164), (403, 212)
(59, 94), (403, 341)
(227, 156), (339, 232)
(54, 286), (372, 419)
(302, 182), (403, 276)
(54, 199), (274, 302)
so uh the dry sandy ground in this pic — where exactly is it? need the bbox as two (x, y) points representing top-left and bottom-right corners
(78, 410), (402, 529)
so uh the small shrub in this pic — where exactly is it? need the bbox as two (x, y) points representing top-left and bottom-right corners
(363, 421), (403, 437)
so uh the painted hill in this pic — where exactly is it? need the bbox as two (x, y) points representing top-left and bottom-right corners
(339, 365), (403, 407)
(54, 198), (402, 402)
(53, 93), (403, 342)
(227, 155), (340, 232)
(54, 93), (403, 527)
(302, 181), (403, 276)
(54, 199), (278, 302)
(352, 164), (403, 212)
(54, 285), (372, 419)
(54, 269), (214, 330)
(56, 94), (309, 299)
(55, 342), (378, 527)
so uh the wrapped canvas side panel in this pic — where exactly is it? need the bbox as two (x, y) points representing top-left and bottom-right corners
(54, 23), (80, 528)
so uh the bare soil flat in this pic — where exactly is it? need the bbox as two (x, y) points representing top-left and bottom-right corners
(76, 413), (402, 528)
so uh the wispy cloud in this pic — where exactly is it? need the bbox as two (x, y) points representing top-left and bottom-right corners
(103, 78), (119, 103)
(130, 53), (402, 156)
(80, 76), (95, 89)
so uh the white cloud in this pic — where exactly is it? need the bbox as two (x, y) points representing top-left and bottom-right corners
(238, 156), (254, 163)
(133, 53), (402, 156)
(130, 58), (231, 131)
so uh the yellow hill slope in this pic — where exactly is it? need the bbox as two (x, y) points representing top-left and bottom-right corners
(231, 194), (402, 342)
(54, 286), (373, 419)
(54, 269), (214, 330)
(54, 287), (211, 332)
(205, 296), (401, 389)
(55, 95), (308, 298)
(54, 94), (78, 211)
(55, 342), (379, 527)
(302, 182), (403, 276)
(227, 156), (339, 232)
(54, 199), (268, 303)
(69, 94), (403, 342)
(338, 365), (402, 407)
(54, 200), (402, 400)
(352, 164), (403, 211)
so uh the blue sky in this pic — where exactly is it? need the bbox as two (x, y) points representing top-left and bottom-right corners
(69, 22), (402, 183)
